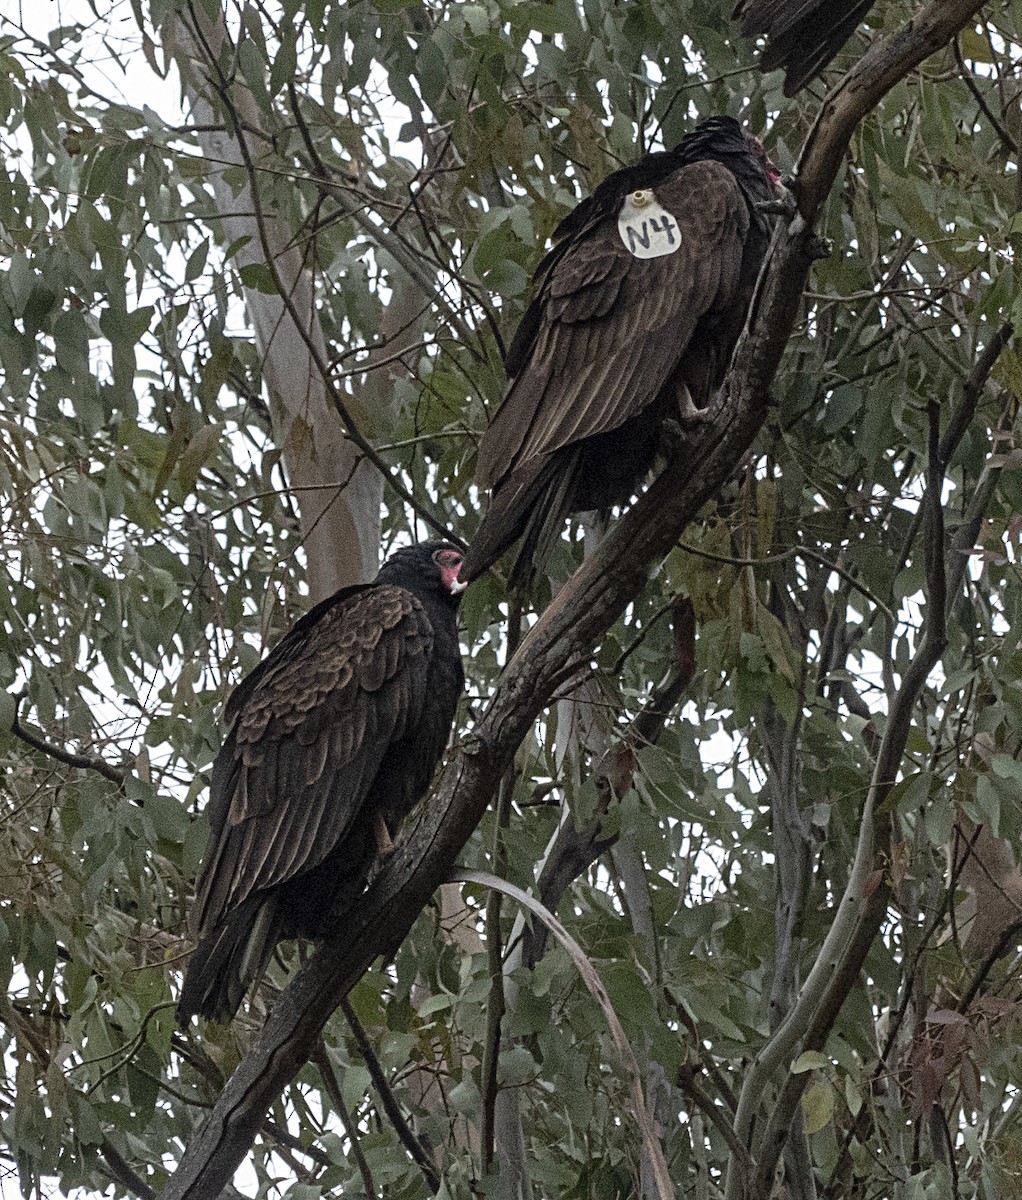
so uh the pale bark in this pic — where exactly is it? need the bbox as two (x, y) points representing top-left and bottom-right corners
(163, 8), (382, 597)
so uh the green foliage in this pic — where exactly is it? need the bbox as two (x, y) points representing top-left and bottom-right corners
(3, 1), (1022, 1198)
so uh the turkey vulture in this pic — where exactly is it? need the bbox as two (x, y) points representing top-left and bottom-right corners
(463, 116), (779, 585)
(734, 0), (877, 95)
(177, 541), (467, 1023)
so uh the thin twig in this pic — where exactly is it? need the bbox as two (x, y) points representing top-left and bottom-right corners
(676, 540), (896, 624)
(340, 997), (441, 1191)
(312, 1041), (377, 1196)
(480, 766), (516, 1170)
(676, 1066), (755, 1179)
(952, 37), (1017, 155)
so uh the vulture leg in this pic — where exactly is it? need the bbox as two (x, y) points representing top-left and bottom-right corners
(674, 379), (714, 425)
(373, 811), (395, 856)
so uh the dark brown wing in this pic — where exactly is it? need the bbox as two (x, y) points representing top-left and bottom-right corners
(734, 0), (875, 95)
(191, 583), (433, 939)
(475, 159), (751, 493)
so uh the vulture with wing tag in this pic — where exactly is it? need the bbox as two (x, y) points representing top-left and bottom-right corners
(177, 542), (466, 1023)
(463, 115), (780, 585)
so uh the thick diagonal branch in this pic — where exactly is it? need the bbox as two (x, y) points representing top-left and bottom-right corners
(156, 213), (815, 1199)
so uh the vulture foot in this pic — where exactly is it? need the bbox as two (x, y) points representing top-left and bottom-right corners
(674, 382), (714, 428)
(756, 184), (797, 218)
(373, 813), (396, 856)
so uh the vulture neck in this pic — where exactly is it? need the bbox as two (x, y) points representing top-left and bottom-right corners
(376, 560), (461, 618)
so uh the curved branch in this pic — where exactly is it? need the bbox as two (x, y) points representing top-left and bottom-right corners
(793, 1), (986, 217)
(453, 869), (674, 1200)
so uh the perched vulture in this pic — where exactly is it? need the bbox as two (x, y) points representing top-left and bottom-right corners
(463, 116), (780, 585)
(734, 0), (877, 95)
(177, 541), (466, 1023)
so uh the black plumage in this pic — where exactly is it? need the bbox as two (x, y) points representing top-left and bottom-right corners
(734, 0), (877, 95)
(177, 541), (466, 1023)
(463, 116), (779, 585)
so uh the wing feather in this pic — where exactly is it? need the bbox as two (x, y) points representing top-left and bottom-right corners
(191, 585), (433, 939)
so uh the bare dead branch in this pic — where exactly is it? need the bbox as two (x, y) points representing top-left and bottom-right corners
(10, 697), (125, 786)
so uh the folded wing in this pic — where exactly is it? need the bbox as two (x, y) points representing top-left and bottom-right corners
(191, 584), (434, 941)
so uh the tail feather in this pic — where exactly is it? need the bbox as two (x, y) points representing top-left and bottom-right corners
(736, 0), (874, 95)
(176, 896), (282, 1024)
(462, 462), (544, 582)
(464, 452), (582, 587)
(509, 453), (582, 590)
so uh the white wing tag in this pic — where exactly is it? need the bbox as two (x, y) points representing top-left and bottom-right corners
(617, 189), (681, 259)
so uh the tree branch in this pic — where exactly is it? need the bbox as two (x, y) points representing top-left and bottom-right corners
(740, 389), (951, 1200)
(340, 997), (440, 1192)
(675, 1067), (755, 1181)
(523, 662), (689, 967)
(454, 869), (674, 1200)
(719, 8), (987, 1192)
(793, 1), (987, 218)
(311, 1041), (377, 1197)
(480, 770), (514, 1173)
(10, 698), (125, 786)
(98, 1138), (157, 1200)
